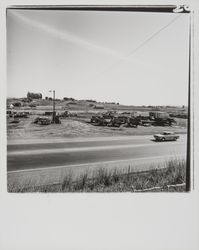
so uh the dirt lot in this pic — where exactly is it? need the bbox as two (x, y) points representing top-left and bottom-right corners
(7, 114), (187, 140)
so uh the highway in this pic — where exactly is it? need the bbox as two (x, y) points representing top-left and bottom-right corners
(7, 134), (187, 173)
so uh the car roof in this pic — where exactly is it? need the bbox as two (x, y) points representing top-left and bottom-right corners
(163, 131), (174, 134)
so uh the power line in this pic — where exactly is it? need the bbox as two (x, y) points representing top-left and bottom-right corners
(124, 14), (182, 58)
(91, 14), (182, 80)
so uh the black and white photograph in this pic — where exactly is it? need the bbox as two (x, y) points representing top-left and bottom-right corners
(1, 1), (199, 250)
(6, 5), (191, 192)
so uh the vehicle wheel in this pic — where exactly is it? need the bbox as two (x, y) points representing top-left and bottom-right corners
(162, 137), (165, 142)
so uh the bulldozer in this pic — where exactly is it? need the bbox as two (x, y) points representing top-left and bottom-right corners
(107, 116), (128, 127)
(92, 116), (109, 126)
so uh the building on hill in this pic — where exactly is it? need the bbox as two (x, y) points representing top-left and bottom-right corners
(27, 92), (42, 99)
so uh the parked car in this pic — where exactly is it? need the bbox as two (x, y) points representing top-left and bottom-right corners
(34, 117), (51, 125)
(153, 131), (179, 141)
(14, 112), (29, 118)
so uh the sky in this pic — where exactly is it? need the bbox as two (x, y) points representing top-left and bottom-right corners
(7, 9), (190, 106)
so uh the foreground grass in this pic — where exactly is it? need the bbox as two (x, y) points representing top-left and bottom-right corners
(8, 159), (186, 192)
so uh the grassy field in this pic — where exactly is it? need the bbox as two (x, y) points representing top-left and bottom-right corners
(8, 159), (186, 193)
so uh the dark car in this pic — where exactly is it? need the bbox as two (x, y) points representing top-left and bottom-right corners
(34, 117), (51, 125)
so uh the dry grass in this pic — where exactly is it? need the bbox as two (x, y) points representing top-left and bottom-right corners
(8, 158), (186, 193)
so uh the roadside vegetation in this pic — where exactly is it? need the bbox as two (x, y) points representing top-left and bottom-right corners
(8, 158), (186, 193)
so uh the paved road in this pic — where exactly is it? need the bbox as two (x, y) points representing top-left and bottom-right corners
(7, 134), (187, 173)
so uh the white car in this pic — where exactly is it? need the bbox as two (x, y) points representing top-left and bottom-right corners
(153, 131), (179, 141)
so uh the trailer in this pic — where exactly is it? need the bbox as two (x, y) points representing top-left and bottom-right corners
(149, 111), (170, 119)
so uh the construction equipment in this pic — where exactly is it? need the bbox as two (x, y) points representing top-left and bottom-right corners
(90, 111), (176, 128)
(94, 116), (109, 126)
(153, 118), (176, 126)
(55, 115), (61, 124)
(107, 116), (128, 127)
(126, 117), (141, 128)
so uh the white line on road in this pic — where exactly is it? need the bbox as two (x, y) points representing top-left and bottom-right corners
(7, 134), (187, 145)
(8, 154), (185, 174)
(8, 141), (184, 156)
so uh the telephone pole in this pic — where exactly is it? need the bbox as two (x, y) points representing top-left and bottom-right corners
(49, 90), (56, 123)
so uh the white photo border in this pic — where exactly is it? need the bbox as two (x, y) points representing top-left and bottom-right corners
(0, 1), (199, 250)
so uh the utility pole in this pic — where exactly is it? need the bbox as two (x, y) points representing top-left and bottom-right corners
(186, 11), (192, 192)
(53, 90), (56, 123)
(49, 90), (56, 123)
